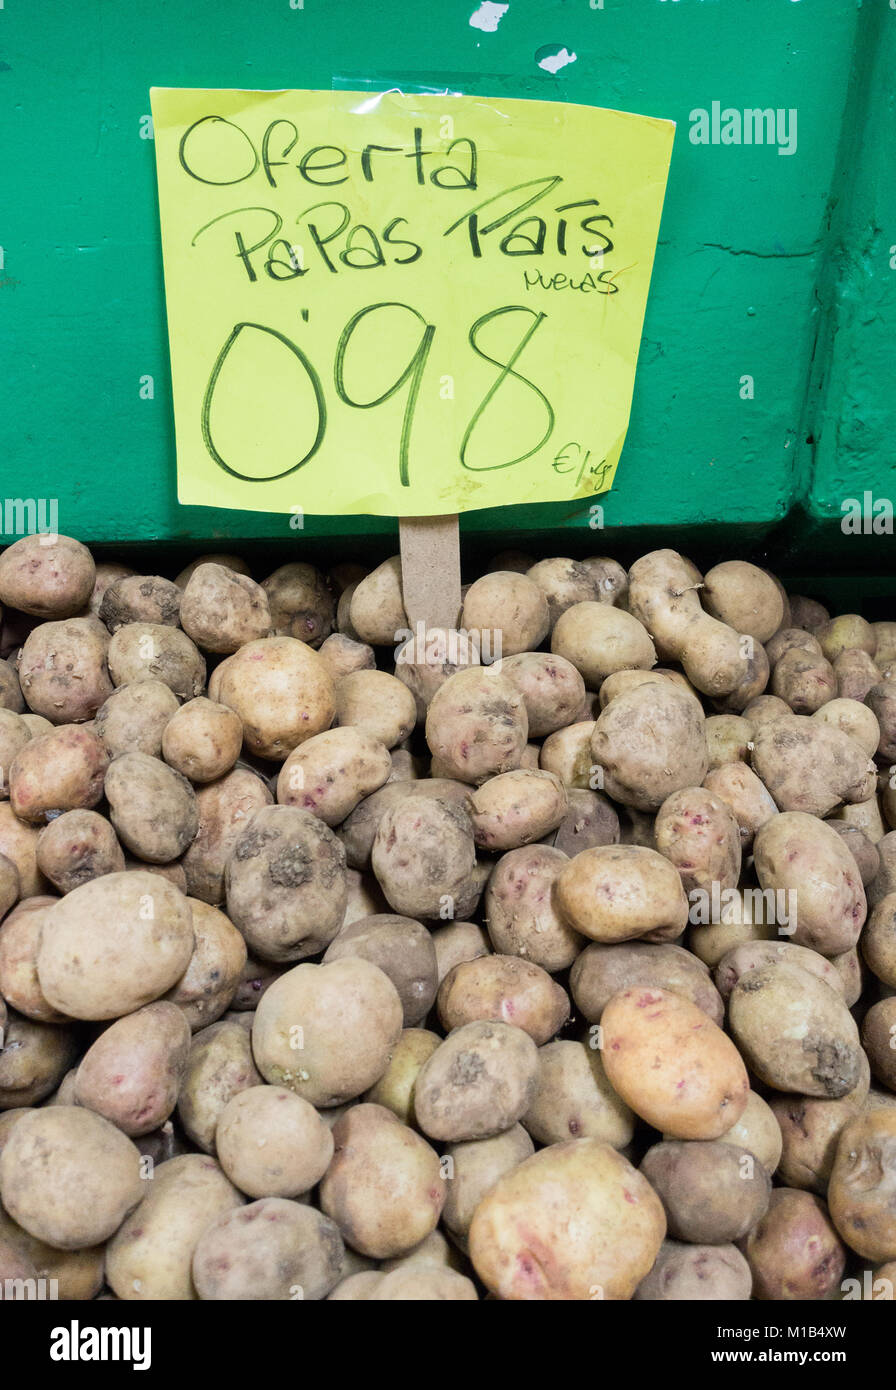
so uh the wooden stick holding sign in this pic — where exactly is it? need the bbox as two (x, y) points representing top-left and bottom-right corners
(399, 515), (462, 633)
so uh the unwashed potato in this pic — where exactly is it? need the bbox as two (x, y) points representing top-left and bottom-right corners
(547, 787), (620, 857)
(0, 708), (32, 798)
(323, 913), (438, 1027)
(728, 961), (863, 1098)
(318, 632), (376, 683)
(414, 1021), (538, 1142)
(437, 955), (569, 1045)
(224, 805), (347, 963)
(702, 562), (784, 643)
(523, 1039), (634, 1148)
(834, 648), (881, 702)
(9, 723), (108, 824)
(484, 844), (583, 973)
(348, 557), (408, 646)
(539, 720), (596, 789)
(426, 667), (528, 785)
(702, 762), (778, 850)
(0, 1204), (105, 1299)
(36, 808), (125, 893)
(177, 1019), (263, 1153)
(0, 1010), (79, 1107)
(468, 769), (568, 851)
(469, 1138), (665, 1300)
(0, 802), (47, 897)
(0, 897), (67, 1021)
(640, 1140), (770, 1243)
(634, 1241), (753, 1301)
(104, 751), (198, 862)
(174, 554), (251, 589)
(214, 635), (334, 760)
(713, 1089), (783, 1174)
(371, 795), (475, 920)
(95, 680), (180, 758)
(431, 920), (491, 983)
(745, 1189), (846, 1300)
(0, 850), (19, 920)
(441, 1124), (534, 1242)
(277, 725), (391, 824)
(319, 1103), (444, 1259)
(571, 941), (723, 1025)
(770, 647), (836, 713)
(556, 845), (689, 944)
(0, 534), (95, 618)
(105, 1154), (244, 1300)
(0, 659), (25, 714)
(750, 715), (875, 817)
(334, 670), (416, 749)
(828, 1110), (896, 1263)
(590, 681), (709, 811)
(551, 601), (656, 688)
(753, 812), (866, 956)
(770, 1089), (866, 1194)
(193, 1198), (343, 1300)
(99, 574), (182, 631)
(0, 1106), (142, 1249)
(262, 562), (335, 648)
(107, 622), (206, 701)
(704, 714), (752, 769)
(601, 987), (749, 1139)
(163, 898), (247, 1030)
(215, 1085), (334, 1198)
(462, 572), (549, 657)
(861, 997), (896, 1091)
(18, 617), (113, 724)
(161, 698), (243, 783)
(816, 614), (876, 662)
(36, 870), (195, 1020)
(526, 557), (598, 625)
(251, 957), (403, 1106)
(74, 1001), (191, 1136)
(654, 786), (741, 895)
(499, 652), (586, 736)
(181, 767), (273, 905)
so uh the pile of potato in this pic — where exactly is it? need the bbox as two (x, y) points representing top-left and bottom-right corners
(0, 534), (895, 1301)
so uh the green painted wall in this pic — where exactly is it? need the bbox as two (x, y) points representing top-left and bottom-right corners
(0, 0), (888, 563)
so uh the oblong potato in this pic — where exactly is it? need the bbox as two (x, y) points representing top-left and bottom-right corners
(556, 844), (689, 943)
(74, 1001), (192, 1136)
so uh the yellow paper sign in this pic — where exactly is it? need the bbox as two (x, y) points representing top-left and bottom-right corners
(150, 87), (674, 517)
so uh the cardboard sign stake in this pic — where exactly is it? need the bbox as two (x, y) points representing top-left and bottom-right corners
(399, 515), (462, 631)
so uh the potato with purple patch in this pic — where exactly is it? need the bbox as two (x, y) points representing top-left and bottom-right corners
(262, 562), (335, 647)
(500, 651), (586, 736)
(556, 844), (690, 944)
(192, 1199), (343, 1300)
(438, 954), (569, 1045)
(523, 1039), (634, 1148)
(18, 617), (113, 724)
(425, 666), (528, 785)
(9, 724), (108, 824)
(371, 795), (475, 920)
(74, 1001), (191, 1136)
(36, 809), (124, 894)
(276, 726), (392, 825)
(0, 534), (95, 619)
(468, 769), (568, 851)
(485, 844), (583, 973)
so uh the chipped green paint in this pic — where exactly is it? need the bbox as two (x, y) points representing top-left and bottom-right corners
(0, 0), (888, 564)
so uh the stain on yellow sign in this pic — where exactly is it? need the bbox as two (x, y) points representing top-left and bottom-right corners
(150, 87), (674, 517)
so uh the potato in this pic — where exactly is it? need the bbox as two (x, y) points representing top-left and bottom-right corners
(0, 1205), (104, 1299)
(104, 751), (197, 862)
(590, 681), (709, 812)
(829, 793), (885, 844)
(0, 1107), (142, 1248)
(349, 557), (409, 645)
(469, 1138), (665, 1300)
(85, 560), (136, 616)
(635, 1241), (752, 1300)
(862, 891), (896, 986)
(35, 809), (124, 893)
(318, 632), (375, 683)
(640, 1140), (770, 1243)
(182, 767), (273, 905)
(500, 652), (586, 736)
(753, 811), (865, 955)
(334, 669), (416, 750)
(0, 1010), (79, 1106)
(556, 845), (689, 943)
(0, 708), (32, 798)
(178, 563), (271, 653)
(702, 764), (778, 853)
(712, 1088), (782, 1173)
(107, 622), (206, 701)
(654, 786), (741, 895)
(704, 714), (752, 769)
(834, 647), (881, 702)
(728, 962), (863, 1098)
(601, 987), (749, 1139)
(0, 534), (95, 618)
(213, 635), (335, 761)
(869, 833), (896, 907)
(414, 1021), (538, 1142)
(714, 939), (844, 1000)
(175, 553), (251, 589)
(319, 1103), (444, 1259)
(328, 1270), (384, 1300)
(788, 595), (829, 632)
(743, 693), (792, 730)
(371, 795), (475, 921)
(766, 627), (823, 665)
(106, 1154), (244, 1299)
(371, 1268), (478, 1300)
(324, 914), (437, 1027)
(0, 850), (18, 919)
(161, 698), (243, 784)
(867, 681), (896, 762)
(124, 856), (187, 891)
(525, 557), (599, 625)
(830, 944), (863, 1006)
(539, 720), (596, 789)
(95, 680), (180, 758)
(341, 867), (388, 926)
(461, 572), (549, 658)
(364, 1027), (441, 1125)
(770, 1091), (864, 1193)
(861, 997), (896, 1091)
(36, 870), (195, 1020)
(225, 805), (346, 963)
(581, 555), (628, 604)
(551, 600), (657, 688)
(163, 898), (247, 1030)
(702, 561), (784, 643)
(276, 725), (391, 828)
(9, 723), (108, 824)
(193, 1198), (343, 1300)
(431, 919), (490, 983)
(394, 627), (481, 720)
(468, 769), (568, 851)
(426, 667), (528, 785)
(483, 844), (579, 972)
(751, 714), (875, 817)
(0, 658), (25, 714)
(438, 956), (569, 1045)
(252, 957), (403, 1106)
(770, 646), (836, 713)
(215, 1085), (333, 1198)
(745, 1189), (846, 1300)
(177, 1019), (262, 1152)
(571, 941), (723, 1025)
(0, 802), (46, 897)
(230, 952), (281, 1013)
(18, 617), (113, 724)
(523, 1039), (634, 1148)
(100, 574), (182, 631)
(816, 614), (876, 662)
(261, 562), (335, 648)
(74, 1001), (191, 1136)
(0, 897), (67, 1021)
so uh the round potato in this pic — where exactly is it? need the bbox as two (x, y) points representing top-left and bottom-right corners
(318, 632), (375, 683)
(816, 614), (876, 662)
(426, 667), (528, 786)
(214, 635), (334, 760)
(349, 557), (409, 646)
(262, 562), (335, 648)
(95, 680), (180, 759)
(771, 646), (836, 713)
(334, 669), (416, 750)
(770, 1091), (864, 1194)
(107, 622), (206, 701)
(180, 563), (271, 654)
(745, 1188), (846, 1300)
(750, 715), (875, 818)
(177, 1019), (262, 1153)
(713, 1088), (783, 1174)
(215, 1085), (334, 1198)
(193, 1198), (343, 1300)
(324, 913), (437, 1027)
(704, 714), (752, 769)
(591, 681), (709, 812)
(0, 1010), (79, 1107)
(0, 897), (67, 1021)
(0, 534), (95, 618)
(655, 786), (741, 895)
(551, 601), (656, 689)
(414, 1021), (538, 1142)
(467, 769), (567, 852)
(431, 920), (490, 983)
(462, 572), (549, 658)
(469, 1138), (665, 1301)
(702, 762), (778, 850)
(523, 1039), (634, 1148)
(526, 557), (599, 625)
(371, 795), (475, 920)
(0, 708), (32, 799)
(36, 809), (124, 894)
(601, 986), (749, 1139)
(371, 1267), (478, 1301)
(484, 844), (582, 973)
(99, 574), (181, 630)
(499, 651), (586, 737)
(18, 617), (113, 724)
(364, 1027), (441, 1126)
(702, 562), (784, 643)
(0, 1107), (142, 1249)
(640, 1140), (770, 1243)
(161, 698), (243, 783)
(437, 955), (569, 1045)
